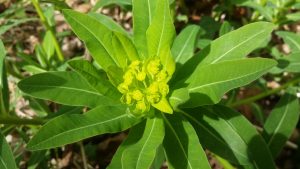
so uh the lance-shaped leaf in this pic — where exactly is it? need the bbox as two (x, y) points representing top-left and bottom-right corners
(68, 59), (120, 100)
(122, 116), (165, 169)
(274, 53), (300, 73)
(183, 58), (276, 108)
(276, 31), (300, 53)
(112, 32), (140, 66)
(0, 41), (9, 114)
(171, 25), (201, 66)
(262, 88), (300, 158)
(27, 105), (140, 150)
(175, 22), (274, 81)
(132, 0), (157, 56)
(18, 71), (117, 108)
(146, 0), (176, 76)
(0, 131), (17, 169)
(162, 112), (211, 169)
(63, 10), (122, 70)
(183, 105), (276, 168)
(0, 41), (5, 88)
(107, 121), (146, 169)
(88, 13), (128, 36)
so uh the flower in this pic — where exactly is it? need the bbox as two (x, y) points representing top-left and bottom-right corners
(117, 58), (172, 117)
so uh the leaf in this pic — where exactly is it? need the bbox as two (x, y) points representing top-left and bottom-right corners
(112, 32), (140, 66)
(63, 10), (121, 71)
(276, 53), (300, 73)
(88, 13), (128, 36)
(107, 120), (146, 169)
(162, 112), (211, 169)
(122, 116), (165, 169)
(0, 131), (18, 169)
(42, 31), (55, 61)
(183, 105), (276, 168)
(0, 41), (9, 114)
(0, 41), (5, 88)
(262, 87), (300, 158)
(219, 21), (233, 36)
(239, 1), (273, 21)
(132, 0), (157, 56)
(151, 145), (165, 169)
(68, 59), (120, 99)
(27, 105), (140, 150)
(35, 45), (48, 68)
(92, 0), (132, 11)
(276, 31), (300, 53)
(22, 65), (46, 74)
(18, 71), (117, 108)
(183, 58), (276, 108)
(0, 18), (37, 36)
(146, 0), (175, 58)
(169, 88), (190, 111)
(171, 25), (200, 66)
(40, 0), (70, 9)
(146, 0), (176, 77)
(175, 22), (274, 81)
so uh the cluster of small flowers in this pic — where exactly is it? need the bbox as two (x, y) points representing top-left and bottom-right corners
(117, 59), (169, 117)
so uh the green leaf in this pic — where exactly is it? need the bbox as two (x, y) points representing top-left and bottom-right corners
(68, 59), (120, 99)
(239, 2), (273, 21)
(88, 13), (128, 36)
(275, 53), (300, 73)
(146, 0), (176, 77)
(18, 71), (117, 108)
(40, 0), (70, 9)
(219, 21), (233, 36)
(92, 0), (131, 11)
(183, 105), (276, 168)
(0, 131), (18, 169)
(262, 88), (300, 158)
(162, 112), (211, 169)
(276, 31), (300, 53)
(107, 120), (145, 169)
(122, 116), (165, 169)
(35, 44), (48, 68)
(133, 0), (157, 56)
(0, 41), (9, 114)
(151, 145), (165, 169)
(22, 65), (46, 74)
(176, 22), (274, 80)
(27, 105), (140, 150)
(184, 58), (276, 107)
(0, 41), (5, 88)
(42, 31), (55, 61)
(63, 10), (121, 71)
(171, 25), (200, 66)
(112, 32), (140, 66)
(169, 88), (190, 111)
(0, 18), (38, 36)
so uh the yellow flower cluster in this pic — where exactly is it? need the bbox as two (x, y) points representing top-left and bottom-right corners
(117, 59), (170, 117)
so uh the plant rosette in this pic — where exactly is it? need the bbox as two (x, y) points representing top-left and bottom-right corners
(18, 0), (280, 168)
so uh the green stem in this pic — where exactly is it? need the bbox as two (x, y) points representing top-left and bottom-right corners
(31, 0), (64, 62)
(0, 115), (46, 125)
(230, 77), (300, 107)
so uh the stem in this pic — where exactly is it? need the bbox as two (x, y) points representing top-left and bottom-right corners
(31, 0), (64, 62)
(230, 77), (300, 107)
(79, 141), (88, 169)
(0, 115), (45, 125)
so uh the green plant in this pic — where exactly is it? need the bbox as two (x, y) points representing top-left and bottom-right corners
(0, 0), (298, 168)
